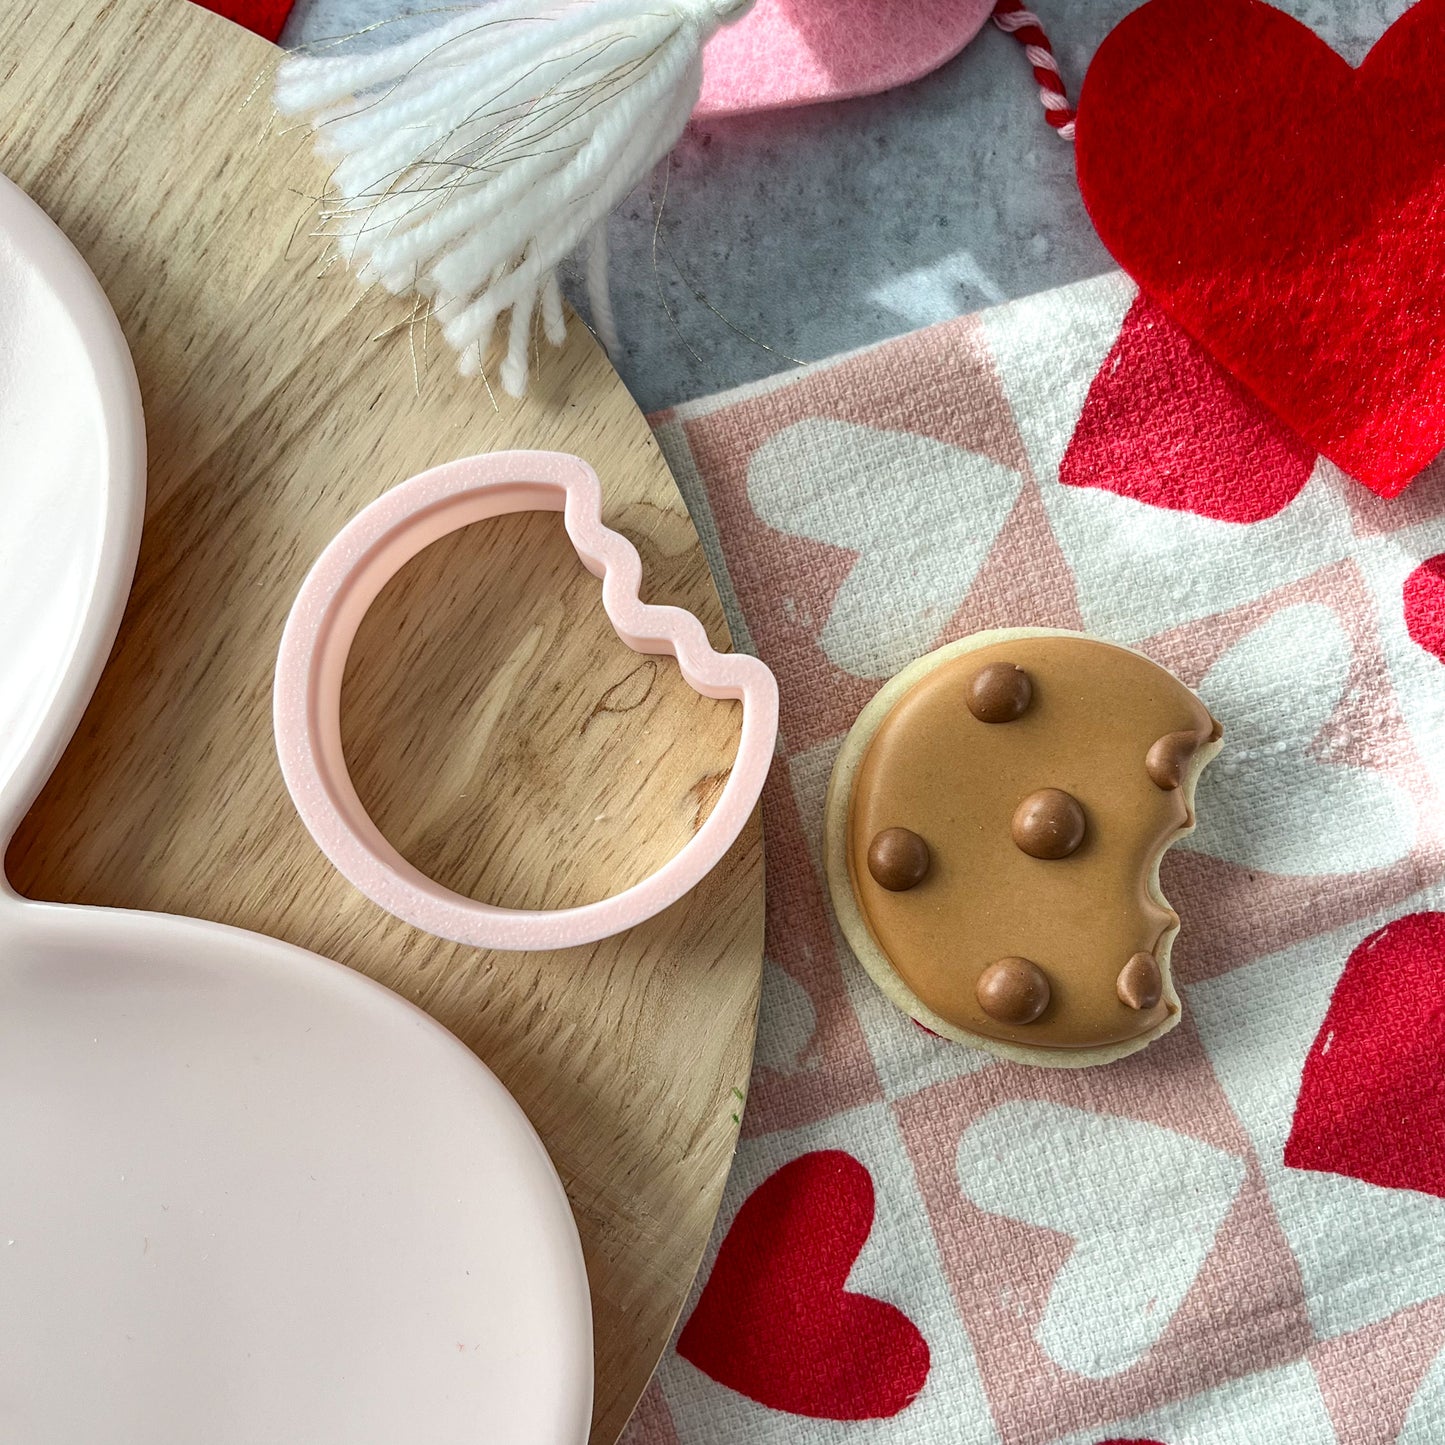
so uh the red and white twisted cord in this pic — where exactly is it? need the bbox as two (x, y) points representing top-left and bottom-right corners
(991, 0), (1075, 140)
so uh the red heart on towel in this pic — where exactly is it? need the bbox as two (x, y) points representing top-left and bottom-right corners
(677, 1150), (930, 1419)
(191, 0), (293, 42)
(1060, 294), (1316, 522)
(1285, 912), (1445, 1199)
(1075, 0), (1445, 497)
(1404, 553), (1445, 663)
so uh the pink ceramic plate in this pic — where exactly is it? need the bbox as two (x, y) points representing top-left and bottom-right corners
(0, 173), (591, 1444)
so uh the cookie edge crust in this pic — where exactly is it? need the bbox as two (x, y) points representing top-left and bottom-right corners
(822, 628), (1221, 1069)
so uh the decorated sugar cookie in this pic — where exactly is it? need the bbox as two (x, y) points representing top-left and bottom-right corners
(824, 629), (1223, 1067)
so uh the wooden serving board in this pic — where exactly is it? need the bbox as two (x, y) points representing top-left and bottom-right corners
(0, 2), (762, 1439)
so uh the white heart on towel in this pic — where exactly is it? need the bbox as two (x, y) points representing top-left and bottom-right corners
(753, 960), (819, 1077)
(747, 418), (1022, 680)
(1187, 602), (1415, 875)
(956, 1101), (1244, 1379)
(1401, 1341), (1445, 1444)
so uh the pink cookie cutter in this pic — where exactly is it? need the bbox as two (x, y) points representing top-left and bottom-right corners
(274, 450), (778, 952)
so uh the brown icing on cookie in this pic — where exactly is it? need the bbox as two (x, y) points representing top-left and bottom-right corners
(1117, 952), (1163, 1010)
(1011, 788), (1087, 859)
(867, 827), (931, 891)
(976, 957), (1051, 1024)
(844, 634), (1218, 1053)
(965, 662), (1033, 723)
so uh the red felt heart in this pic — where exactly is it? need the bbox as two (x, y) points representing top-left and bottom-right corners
(1060, 294), (1316, 521)
(191, 0), (294, 42)
(1285, 912), (1445, 1199)
(1404, 553), (1445, 662)
(676, 1150), (930, 1420)
(1075, 0), (1445, 497)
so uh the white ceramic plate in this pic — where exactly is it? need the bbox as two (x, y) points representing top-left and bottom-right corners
(0, 173), (592, 1445)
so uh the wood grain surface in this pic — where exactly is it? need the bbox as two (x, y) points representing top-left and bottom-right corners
(0, 2), (762, 1438)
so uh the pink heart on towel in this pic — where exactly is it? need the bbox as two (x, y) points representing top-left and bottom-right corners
(696, 0), (994, 118)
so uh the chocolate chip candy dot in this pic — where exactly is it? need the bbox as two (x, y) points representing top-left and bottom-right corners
(866, 827), (931, 891)
(976, 957), (1051, 1024)
(965, 662), (1033, 723)
(1011, 788), (1086, 860)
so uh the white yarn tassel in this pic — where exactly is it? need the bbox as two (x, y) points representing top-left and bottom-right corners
(275, 0), (755, 397)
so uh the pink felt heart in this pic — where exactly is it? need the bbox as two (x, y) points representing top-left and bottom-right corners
(695, 0), (994, 118)
(676, 1151), (930, 1419)
(1060, 294), (1316, 522)
(1285, 912), (1445, 1200)
(1075, 0), (1445, 496)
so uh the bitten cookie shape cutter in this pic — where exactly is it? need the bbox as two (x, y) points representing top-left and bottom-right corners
(274, 450), (778, 952)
